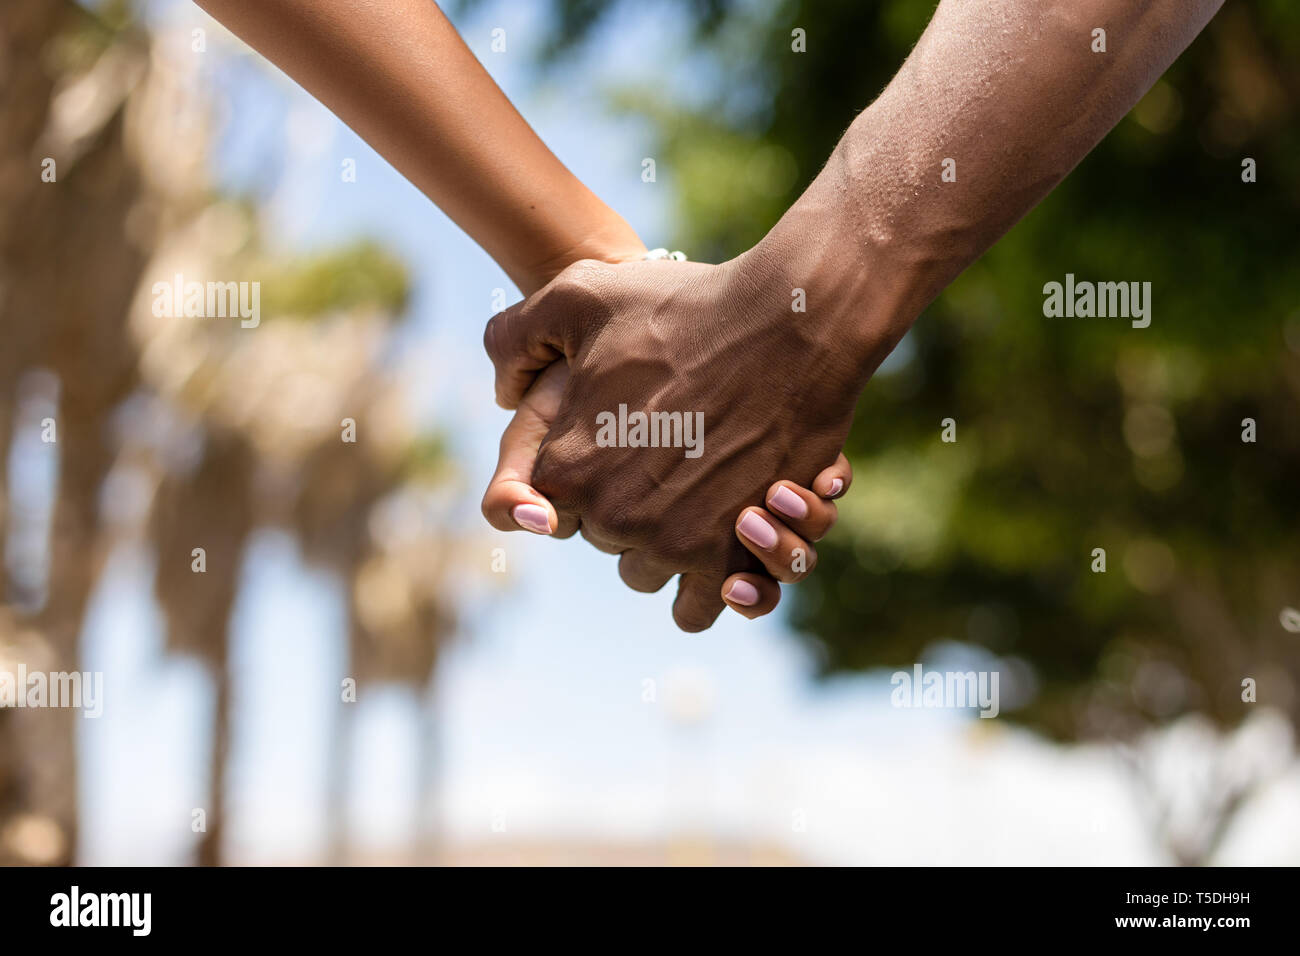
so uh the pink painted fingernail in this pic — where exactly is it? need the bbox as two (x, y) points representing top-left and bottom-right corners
(512, 503), (552, 535)
(827, 478), (844, 498)
(725, 580), (760, 607)
(770, 485), (809, 519)
(737, 511), (779, 551)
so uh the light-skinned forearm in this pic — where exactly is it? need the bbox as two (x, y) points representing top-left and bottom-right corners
(752, 0), (1222, 372)
(194, 0), (644, 294)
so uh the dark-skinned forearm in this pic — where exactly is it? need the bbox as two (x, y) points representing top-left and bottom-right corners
(752, 0), (1222, 370)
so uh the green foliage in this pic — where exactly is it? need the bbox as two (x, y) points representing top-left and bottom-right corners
(540, 0), (1300, 742)
(254, 239), (410, 321)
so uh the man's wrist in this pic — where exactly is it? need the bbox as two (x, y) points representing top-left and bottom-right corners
(746, 156), (920, 387)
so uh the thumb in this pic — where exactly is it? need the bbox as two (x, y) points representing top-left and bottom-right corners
(481, 361), (572, 536)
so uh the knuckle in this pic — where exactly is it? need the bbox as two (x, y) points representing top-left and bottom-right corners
(619, 560), (667, 594)
(578, 523), (620, 555)
(482, 312), (506, 363)
(557, 258), (607, 289)
(616, 562), (639, 590)
(549, 259), (610, 310)
(532, 448), (582, 512)
(642, 519), (720, 570)
(673, 605), (715, 633)
(588, 501), (653, 548)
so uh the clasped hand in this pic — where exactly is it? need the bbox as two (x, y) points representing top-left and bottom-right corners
(480, 251), (864, 631)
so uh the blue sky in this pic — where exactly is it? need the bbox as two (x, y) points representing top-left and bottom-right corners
(68, 0), (1300, 865)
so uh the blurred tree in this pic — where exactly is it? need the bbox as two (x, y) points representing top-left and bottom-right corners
(0, 0), (142, 866)
(523, 0), (1300, 863)
(0, 0), (461, 864)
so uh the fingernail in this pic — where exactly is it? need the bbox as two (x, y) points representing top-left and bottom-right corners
(827, 478), (844, 498)
(770, 485), (809, 519)
(512, 503), (552, 535)
(725, 580), (760, 607)
(737, 511), (778, 551)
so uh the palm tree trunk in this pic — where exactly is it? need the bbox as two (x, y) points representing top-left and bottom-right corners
(197, 664), (231, 866)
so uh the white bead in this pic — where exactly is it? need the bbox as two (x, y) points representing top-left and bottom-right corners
(642, 247), (689, 262)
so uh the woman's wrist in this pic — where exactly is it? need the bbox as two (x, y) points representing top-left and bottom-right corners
(512, 213), (647, 294)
